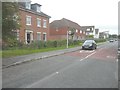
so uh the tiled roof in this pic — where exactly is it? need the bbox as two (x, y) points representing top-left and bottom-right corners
(50, 18), (81, 29)
(19, 3), (51, 18)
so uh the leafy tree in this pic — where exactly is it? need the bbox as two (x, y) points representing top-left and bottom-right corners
(2, 2), (20, 43)
(68, 27), (76, 40)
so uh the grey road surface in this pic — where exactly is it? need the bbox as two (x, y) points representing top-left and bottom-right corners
(2, 41), (118, 88)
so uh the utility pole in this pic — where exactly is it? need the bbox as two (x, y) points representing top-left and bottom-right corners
(67, 31), (68, 48)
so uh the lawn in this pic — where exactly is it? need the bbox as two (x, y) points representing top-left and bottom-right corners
(2, 45), (81, 58)
(2, 42), (104, 58)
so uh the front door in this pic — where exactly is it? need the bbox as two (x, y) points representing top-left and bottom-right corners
(27, 33), (30, 43)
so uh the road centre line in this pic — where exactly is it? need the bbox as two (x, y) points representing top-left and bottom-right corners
(80, 51), (96, 61)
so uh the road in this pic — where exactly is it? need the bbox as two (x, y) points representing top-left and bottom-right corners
(2, 41), (118, 88)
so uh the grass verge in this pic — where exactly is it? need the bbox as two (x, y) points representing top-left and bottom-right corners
(2, 42), (105, 58)
(2, 44), (81, 58)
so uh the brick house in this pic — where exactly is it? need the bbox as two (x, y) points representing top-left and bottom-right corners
(17, 1), (51, 44)
(49, 18), (86, 40)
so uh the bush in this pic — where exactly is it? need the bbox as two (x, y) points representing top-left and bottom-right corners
(2, 39), (82, 50)
(95, 39), (106, 43)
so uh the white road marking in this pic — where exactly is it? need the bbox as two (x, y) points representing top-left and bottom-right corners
(106, 56), (116, 59)
(26, 72), (57, 88)
(80, 59), (84, 61)
(80, 52), (96, 61)
(79, 50), (83, 53)
(56, 72), (59, 74)
(80, 50), (95, 53)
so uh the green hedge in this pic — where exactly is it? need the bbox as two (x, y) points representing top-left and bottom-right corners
(2, 39), (106, 50)
(2, 40), (83, 50)
(94, 39), (107, 43)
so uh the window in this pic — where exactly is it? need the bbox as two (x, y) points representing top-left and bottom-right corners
(83, 31), (86, 34)
(76, 29), (78, 33)
(26, 2), (31, 9)
(37, 6), (41, 13)
(80, 30), (82, 33)
(37, 18), (41, 27)
(37, 32), (41, 40)
(43, 19), (47, 28)
(26, 16), (31, 25)
(43, 33), (47, 41)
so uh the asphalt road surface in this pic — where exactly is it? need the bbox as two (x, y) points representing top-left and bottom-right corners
(2, 41), (118, 88)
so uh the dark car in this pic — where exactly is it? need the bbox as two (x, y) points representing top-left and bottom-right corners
(82, 40), (97, 50)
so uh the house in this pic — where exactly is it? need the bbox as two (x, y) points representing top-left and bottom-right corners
(94, 29), (99, 38)
(81, 26), (99, 39)
(17, 1), (51, 44)
(49, 18), (86, 40)
(99, 31), (109, 39)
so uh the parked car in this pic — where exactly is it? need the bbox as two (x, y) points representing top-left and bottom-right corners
(82, 40), (97, 50)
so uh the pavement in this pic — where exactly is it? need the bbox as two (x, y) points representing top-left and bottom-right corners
(2, 42), (105, 69)
(2, 46), (82, 68)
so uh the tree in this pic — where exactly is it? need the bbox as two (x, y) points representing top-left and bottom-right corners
(68, 27), (76, 40)
(2, 2), (20, 42)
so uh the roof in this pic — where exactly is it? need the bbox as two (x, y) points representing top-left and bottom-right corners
(50, 18), (81, 29)
(31, 3), (42, 6)
(19, 3), (51, 18)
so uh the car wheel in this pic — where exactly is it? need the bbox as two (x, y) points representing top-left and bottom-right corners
(92, 46), (95, 50)
(95, 47), (97, 49)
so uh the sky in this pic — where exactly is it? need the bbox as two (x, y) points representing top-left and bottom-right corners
(31, 0), (119, 34)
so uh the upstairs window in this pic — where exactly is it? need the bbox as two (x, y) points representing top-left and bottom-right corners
(43, 19), (47, 28)
(80, 30), (82, 33)
(26, 16), (31, 25)
(76, 29), (78, 33)
(37, 6), (41, 13)
(37, 18), (41, 27)
(26, 2), (31, 9)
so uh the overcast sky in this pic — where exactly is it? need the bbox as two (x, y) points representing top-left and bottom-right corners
(31, 0), (119, 34)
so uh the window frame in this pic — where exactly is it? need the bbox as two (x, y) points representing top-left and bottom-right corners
(26, 15), (31, 26)
(43, 19), (47, 28)
(37, 18), (41, 27)
(37, 32), (41, 41)
(26, 2), (31, 9)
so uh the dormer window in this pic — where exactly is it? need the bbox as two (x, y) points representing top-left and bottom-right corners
(26, 2), (31, 9)
(37, 6), (41, 13)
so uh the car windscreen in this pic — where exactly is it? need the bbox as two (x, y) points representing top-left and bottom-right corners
(83, 41), (92, 45)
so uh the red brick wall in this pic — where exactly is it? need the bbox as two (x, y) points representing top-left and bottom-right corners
(19, 9), (49, 42)
(49, 26), (86, 40)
